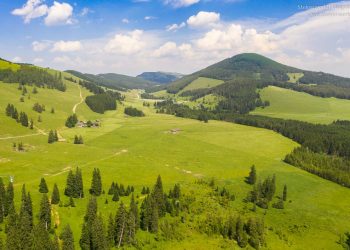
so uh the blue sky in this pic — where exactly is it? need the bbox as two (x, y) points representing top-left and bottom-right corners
(1, 0), (350, 76)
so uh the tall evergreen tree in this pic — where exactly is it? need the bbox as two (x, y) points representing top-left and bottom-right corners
(39, 178), (49, 193)
(0, 178), (5, 223)
(65, 170), (76, 197)
(152, 175), (166, 217)
(32, 222), (52, 250)
(61, 224), (75, 250)
(106, 213), (115, 248)
(6, 203), (20, 250)
(283, 184), (287, 202)
(51, 183), (60, 205)
(89, 168), (102, 196)
(91, 215), (107, 250)
(75, 167), (84, 198)
(39, 194), (51, 230)
(5, 181), (14, 217)
(247, 165), (257, 185)
(48, 130), (55, 144)
(115, 202), (127, 248)
(129, 194), (139, 231)
(18, 211), (33, 250)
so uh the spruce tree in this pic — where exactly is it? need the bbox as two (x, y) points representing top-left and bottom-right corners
(18, 210), (33, 249)
(65, 170), (76, 197)
(89, 168), (102, 196)
(283, 184), (287, 201)
(51, 183), (60, 205)
(6, 203), (20, 250)
(115, 202), (127, 248)
(152, 175), (166, 217)
(39, 194), (51, 230)
(32, 222), (52, 250)
(48, 130), (55, 144)
(75, 167), (84, 198)
(108, 182), (115, 195)
(79, 222), (90, 250)
(129, 194), (139, 230)
(91, 215), (107, 249)
(61, 224), (75, 250)
(39, 178), (49, 193)
(106, 213), (115, 247)
(247, 165), (257, 185)
(5, 181), (14, 217)
(0, 178), (5, 223)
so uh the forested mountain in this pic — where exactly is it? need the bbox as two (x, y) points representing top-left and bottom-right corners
(66, 70), (157, 90)
(137, 71), (184, 84)
(166, 53), (350, 98)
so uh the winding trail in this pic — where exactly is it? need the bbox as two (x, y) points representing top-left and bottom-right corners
(73, 85), (83, 114)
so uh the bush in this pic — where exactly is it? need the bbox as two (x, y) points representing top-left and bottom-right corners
(124, 107), (145, 117)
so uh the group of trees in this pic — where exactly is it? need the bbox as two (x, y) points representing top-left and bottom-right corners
(124, 107), (145, 117)
(65, 114), (78, 128)
(32, 103), (45, 113)
(85, 92), (119, 114)
(74, 135), (84, 145)
(108, 182), (134, 201)
(0, 66), (66, 91)
(245, 167), (287, 210)
(65, 167), (84, 198)
(48, 130), (59, 144)
(13, 142), (24, 152)
(201, 214), (265, 249)
(89, 168), (102, 196)
(5, 104), (31, 128)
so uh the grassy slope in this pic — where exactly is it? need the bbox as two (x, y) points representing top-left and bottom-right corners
(0, 59), (20, 71)
(180, 77), (224, 92)
(252, 86), (350, 124)
(0, 80), (350, 248)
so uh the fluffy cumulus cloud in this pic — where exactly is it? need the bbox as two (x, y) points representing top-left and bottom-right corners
(105, 30), (146, 55)
(12, 0), (74, 26)
(44, 2), (74, 26)
(32, 41), (51, 51)
(163, 0), (200, 8)
(52, 41), (82, 52)
(187, 11), (221, 28)
(11, 0), (48, 23)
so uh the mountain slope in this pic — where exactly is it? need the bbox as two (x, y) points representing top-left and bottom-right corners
(66, 70), (156, 90)
(166, 53), (350, 94)
(137, 71), (184, 84)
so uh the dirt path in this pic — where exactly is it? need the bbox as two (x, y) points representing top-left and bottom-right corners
(73, 85), (83, 114)
(0, 133), (43, 140)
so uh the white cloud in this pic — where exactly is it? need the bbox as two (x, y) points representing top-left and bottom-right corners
(187, 11), (221, 28)
(163, 0), (200, 8)
(52, 41), (82, 52)
(166, 22), (186, 32)
(105, 30), (145, 55)
(44, 1), (74, 26)
(32, 41), (51, 51)
(153, 42), (178, 57)
(80, 7), (92, 17)
(145, 16), (156, 20)
(11, 0), (48, 23)
(122, 18), (130, 24)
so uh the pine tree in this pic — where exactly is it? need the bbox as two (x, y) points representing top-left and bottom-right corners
(32, 222), (52, 250)
(6, 203), (20, 250)
(52, 234), (60, 250)
(108, 182), (115, 195)
(112, 190), (119, 202)
(247, 165), (257, 185)
(39, 178), (49, 193)
(75, 167), (84, 198)
(89, 168), (102, 196)
(74, 135), (79, 144)
(106, 213), (115, 247)
(79, 222), (90, 250)
(65, 170), (76, 197)
(115, 202), (127, 248)
(283, 184), (287, 201)
(152, 175), (166, 217)
(129, 194), (139, 231)
(0, 178), (5, 223)
(91, 215), (107, 249)
(51, 183), (60, 205)
(79, 135), (84, 144)
(18, 210), (33, 249)
(39, 194), (51, 230)
(5, 181), (14, 217)
(48, 130), (55, 144)
(61, 224), (75, 250)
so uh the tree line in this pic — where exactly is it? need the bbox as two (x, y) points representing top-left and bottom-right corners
(0, 66), (66, 91)
(5, 103), (32, 129)
(124, 107), (145, 117)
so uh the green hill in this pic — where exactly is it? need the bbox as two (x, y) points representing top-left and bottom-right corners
(66, 70), (157, 90)
(137, 71), (184, 84)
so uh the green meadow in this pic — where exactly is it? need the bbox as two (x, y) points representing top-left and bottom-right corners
(252, 86), (350, 124)
(1, 79), (350, 249)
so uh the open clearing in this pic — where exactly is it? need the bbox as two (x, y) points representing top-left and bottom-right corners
(1, 80), (350, 249)
(252, 85), (350, 124)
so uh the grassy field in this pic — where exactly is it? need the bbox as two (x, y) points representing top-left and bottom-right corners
(287, 73), (304, 83)
(180, 77), (224, 93)
(252, 86), (350, 124)
(1, 80), (350, 249)
(0, 59), (20, 71)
